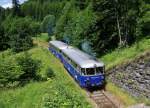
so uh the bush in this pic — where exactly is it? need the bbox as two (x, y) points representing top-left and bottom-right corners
(0, 57), (23, 87)
(45, 68), (55, 79)
(43, 83), (91, 108)
(2, 16), (40, 52)
(17, 52), (41, 83)
(0, 51), (43, 87)
(9, 17), (34, 52)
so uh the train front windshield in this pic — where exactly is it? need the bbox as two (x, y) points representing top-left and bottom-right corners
(86, 68), (95, 75)
(81, 67), (104, 75)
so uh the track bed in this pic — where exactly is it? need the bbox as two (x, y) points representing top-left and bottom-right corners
(87, 90), (119, 108)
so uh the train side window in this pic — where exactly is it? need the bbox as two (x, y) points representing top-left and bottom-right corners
(78, 67), (82, 74)
(62, 52), (65, 57)
(81, 68), (86, 75)
(63, 53), (67, 60)
(72, 61), (76, 68)
(76, 66), (80, 72)
(95, 67), (104, 74)
(68, 58), (71, 63)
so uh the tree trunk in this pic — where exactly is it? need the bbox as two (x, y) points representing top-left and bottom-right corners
(116, 13), (122, 46)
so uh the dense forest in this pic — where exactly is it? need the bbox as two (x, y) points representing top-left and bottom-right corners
(0, 0), (149, 54)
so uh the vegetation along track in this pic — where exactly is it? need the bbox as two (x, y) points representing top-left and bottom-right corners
(87, 89), (118, 108)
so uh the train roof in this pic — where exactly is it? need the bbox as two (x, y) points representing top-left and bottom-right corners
(49, 41), (69, 50)
(62, 47), (104, 68)
(49, 40), (104, 68)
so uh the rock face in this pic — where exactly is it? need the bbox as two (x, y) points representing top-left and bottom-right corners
(107, 52), (150, 99)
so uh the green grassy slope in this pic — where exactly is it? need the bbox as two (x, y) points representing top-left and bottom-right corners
(100, 38), (150, 70)
(0, 47), (92, 108)
(99, 38), (150, 106)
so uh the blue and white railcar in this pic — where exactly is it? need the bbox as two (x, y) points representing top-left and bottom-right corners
(49, 41), (68, 60)
(49, 41), (105, 88)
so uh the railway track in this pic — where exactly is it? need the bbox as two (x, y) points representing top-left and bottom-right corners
(87, 90), (118, 108)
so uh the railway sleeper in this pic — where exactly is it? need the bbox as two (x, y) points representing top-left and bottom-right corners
(91, 94), (104, 97)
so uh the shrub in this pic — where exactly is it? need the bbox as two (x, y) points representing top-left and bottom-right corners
(17, 52), (41, 84)
(43, 83), (91, 108)
(45, 68), (55, 79)
(2, 16), (40, 52)
(9, 17), (34, 52)
(0, 57), (23, 87)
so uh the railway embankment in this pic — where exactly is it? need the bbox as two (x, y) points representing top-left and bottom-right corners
(107, 51), (150, 100)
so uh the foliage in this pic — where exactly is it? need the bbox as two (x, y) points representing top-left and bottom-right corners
(70, 4), (96, 47)
(0, 50), (42, 87)
(21, 0), (65, 21)
(0, 8), (9, 51)
(41, 15), (55, 36)
(29, 21), (41, 36)
(55, 1), (73, 40)
(17, 52), (41, 83)
(55, 3), (97, 48)
(34, 33), (49, 42)
(100, 38), (150, 70)
(0, 6), (5, 22)
(2, 16), (40, 52)
(0, 24), (8, 51)
(12, 0), (21, 16)
(139, 1), (150, 37)
(43, 82), (91, 108)
(0, 54), (23, 87)
(55, 0), (149, 54)
(1, 0), (149, 55)
(45, 68), (55, 79)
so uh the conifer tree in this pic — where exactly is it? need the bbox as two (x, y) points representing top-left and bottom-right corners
(12, 0), (21, 16)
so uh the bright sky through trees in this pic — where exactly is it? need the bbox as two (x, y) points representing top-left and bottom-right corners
(0, 0), (27, 8)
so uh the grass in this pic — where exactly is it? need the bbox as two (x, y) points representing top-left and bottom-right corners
(0, 82), (51, 108)
(106, 82), (137, 106)
(0, 47), (92, 108)
(34, 33), (49, 42)
(106, 82), (150, 107)
(33, 33), (49, 48)
(100, 38), (150, 70)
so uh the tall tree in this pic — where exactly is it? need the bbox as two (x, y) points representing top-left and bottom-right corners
(41, 15), (56, 36)
(12, 0), (21, 16)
